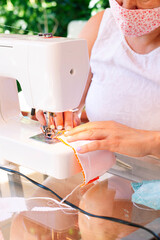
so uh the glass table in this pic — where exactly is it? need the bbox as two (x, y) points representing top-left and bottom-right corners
(0, 164), (160, 240)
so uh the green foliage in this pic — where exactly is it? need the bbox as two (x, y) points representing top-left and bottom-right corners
(16, 80), (22, 92)
(0, 0), (109, 37)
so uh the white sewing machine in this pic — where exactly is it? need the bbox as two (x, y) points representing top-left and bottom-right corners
(0, 33), (90, 178)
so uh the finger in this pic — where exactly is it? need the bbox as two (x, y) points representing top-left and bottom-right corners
(64, 111), (73, 130)
(49, 114), (55, 129)
(66, 129), (107, 142)
(36, 110), (46, 125)
(76, 140), (108, 153)
(73, 112), (81, 127)
(30, 115), (37, 121)
(54, 112), (64, 130)
(80, 109), (89, 123)
(64, 122), (95, 136)
(71, 121), (108, 135)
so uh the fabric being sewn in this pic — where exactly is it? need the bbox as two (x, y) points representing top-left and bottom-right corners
(86, 8), (160, 131)
(58, 135), (116, 186)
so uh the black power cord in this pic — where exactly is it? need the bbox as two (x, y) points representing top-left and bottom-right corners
(0, 166), (160, 240)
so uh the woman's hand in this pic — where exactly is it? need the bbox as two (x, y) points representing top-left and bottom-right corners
(65, 121), (158, 157)
(36, 110), (81, 130)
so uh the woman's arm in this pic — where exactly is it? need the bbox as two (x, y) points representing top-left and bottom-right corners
(79, 10), (105, 58)
(75, 10), (106, 116)
(65, 120), (160, 158)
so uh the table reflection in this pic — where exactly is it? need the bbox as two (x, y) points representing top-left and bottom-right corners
(9, 173), (91, 240)
(1, 171), (160, 240)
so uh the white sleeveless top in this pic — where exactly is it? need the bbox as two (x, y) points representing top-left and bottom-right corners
(85, 8), (160, 130)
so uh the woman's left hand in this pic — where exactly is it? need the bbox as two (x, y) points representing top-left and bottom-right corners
(65, 121), (156, 157)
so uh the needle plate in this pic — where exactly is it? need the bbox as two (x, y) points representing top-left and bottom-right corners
(30, 133), (60, 144)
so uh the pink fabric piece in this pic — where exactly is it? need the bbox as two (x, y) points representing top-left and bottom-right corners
(58, 135), (116, 186)
(109, 0), (160, 36)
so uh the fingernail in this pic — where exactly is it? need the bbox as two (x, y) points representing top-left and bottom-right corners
(66, 136), (72, 141)
(76, 147), (82, 152)
(65, 126), (72, 131)
(64, 131), (70, 136)
(57, 125), (63, 130)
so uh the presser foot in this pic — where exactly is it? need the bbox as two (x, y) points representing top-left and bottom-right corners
(30, 127), (64, 144)
(42, 126), (64, 139)
(30, 133), (60, 144)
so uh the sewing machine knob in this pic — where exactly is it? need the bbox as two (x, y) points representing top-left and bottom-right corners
(70, 69), (74, 75)
(38, 33), (53, 38)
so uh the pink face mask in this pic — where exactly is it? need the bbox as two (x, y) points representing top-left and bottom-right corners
(109, 0), (160, 36)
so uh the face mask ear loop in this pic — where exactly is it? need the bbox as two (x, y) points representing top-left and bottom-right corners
(133, 202), (157, 211)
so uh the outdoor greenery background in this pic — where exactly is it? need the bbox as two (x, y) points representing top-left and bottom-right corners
(0, 0), (109, 36)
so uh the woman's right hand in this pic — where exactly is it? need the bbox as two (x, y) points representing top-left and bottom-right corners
(36, 110), (81, 130)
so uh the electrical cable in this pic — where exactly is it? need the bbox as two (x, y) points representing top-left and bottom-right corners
(0, 166), (160, 240)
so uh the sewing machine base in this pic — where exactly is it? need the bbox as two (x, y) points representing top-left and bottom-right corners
(0, 117), (81, 178)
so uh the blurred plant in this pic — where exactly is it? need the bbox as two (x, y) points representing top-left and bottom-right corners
(0, 0), (109, 36)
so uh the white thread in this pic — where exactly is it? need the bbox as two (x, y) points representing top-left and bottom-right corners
(31, 206), (72, 212)
(0, 23), (39, 35)
(0, 192), (80, 222)
(28, 197), (74, 209)
(27, 196), (77, 215)
(60, 184), (81, 204)
(133, 202), (156, 211)
(28, 197), (68, 207)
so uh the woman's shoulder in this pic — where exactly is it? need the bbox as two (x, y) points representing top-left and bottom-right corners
(78, 9), (112, 57)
